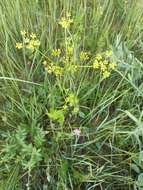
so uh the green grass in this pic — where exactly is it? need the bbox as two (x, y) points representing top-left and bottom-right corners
(0, 0), (143, 189)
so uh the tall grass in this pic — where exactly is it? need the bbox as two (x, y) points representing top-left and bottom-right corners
(0, 0), (143, 189)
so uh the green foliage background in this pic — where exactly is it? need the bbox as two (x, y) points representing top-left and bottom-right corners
(0, 0), (143, 189)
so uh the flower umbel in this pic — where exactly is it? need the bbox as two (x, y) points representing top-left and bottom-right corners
(92, 50), (117, 79)
(16, 31), (40, 51)
(103, 70), (110, 78)
(105, 50), (113, 57)
(44, 63), (63, 76)
(59, 16), (73, 29)
(20, 30), (26, 37)
(73, 107), (79, 113)
(65, 93), (78, 107)
(109, 62), (117, 70)
(80, 51), (89, 61)
(52, 49), (61, 57)
(93, 60), (100, 69)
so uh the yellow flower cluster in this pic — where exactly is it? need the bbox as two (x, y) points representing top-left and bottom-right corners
(62, 56), (70, 64)
(66, 46), (73, 56)
(80, 51), (89, 61)
(26, 39), (40, 50)
(52, 49), (61, 57)
(66, 64), (78, 73)
(43, 43), (78, 76)
(43, 61), (63, 76)
(43, 60), (78, 76)
(63, 93), (79, 113)
(93, 51), (117, 79)
(59, 14), (73, 29)
(42, 46), (116, 80)
(105, 50), (113, 57)
(16, 30), (40, 50)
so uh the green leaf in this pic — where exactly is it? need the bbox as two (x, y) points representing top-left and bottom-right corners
(59, 159), (69, 180)
(79, 111), (86, 118)
(137, 173), (143, 187)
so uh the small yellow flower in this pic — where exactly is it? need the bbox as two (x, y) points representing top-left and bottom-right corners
(103, 60), (108, 65)
(66, 46), (73, 55)
(16, 42), (23, 49)
(45, 63), (63, 76)
(32, 39), (40, 47)
(66, 64), (78, 73)
(54, 66), (63, 76)
(66, 64), (78, 72)
(43, 61), (47, 66)
(20, 30), (26, 37)
(26, 42), (34, 50)
(73, 107), (79, 113)
(52, 49), (61, 57)
(62, 56), (70, 64)
(45, 65), (53, 74)
(26, 39), (40, 50)
(103, 70), (110, 78)
(80, 51), (89, 61)
(93, 60), (100, 69)
(59, 17), (73, 29)
(45, 63), (53, 74)
(24, 38), (30, 44)
(30, 33), (36, 39)
(65, 93), (78, 106)
(109, 62), (117, 70)
(105, 50), (113, 57)
(100, 62), (107, 71)
(63, 105), (68, 110)
(96, 54), (102, 61)
(66, 13), (71, 17)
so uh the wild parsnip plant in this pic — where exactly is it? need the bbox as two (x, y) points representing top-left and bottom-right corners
(0, 0), (143, 189)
